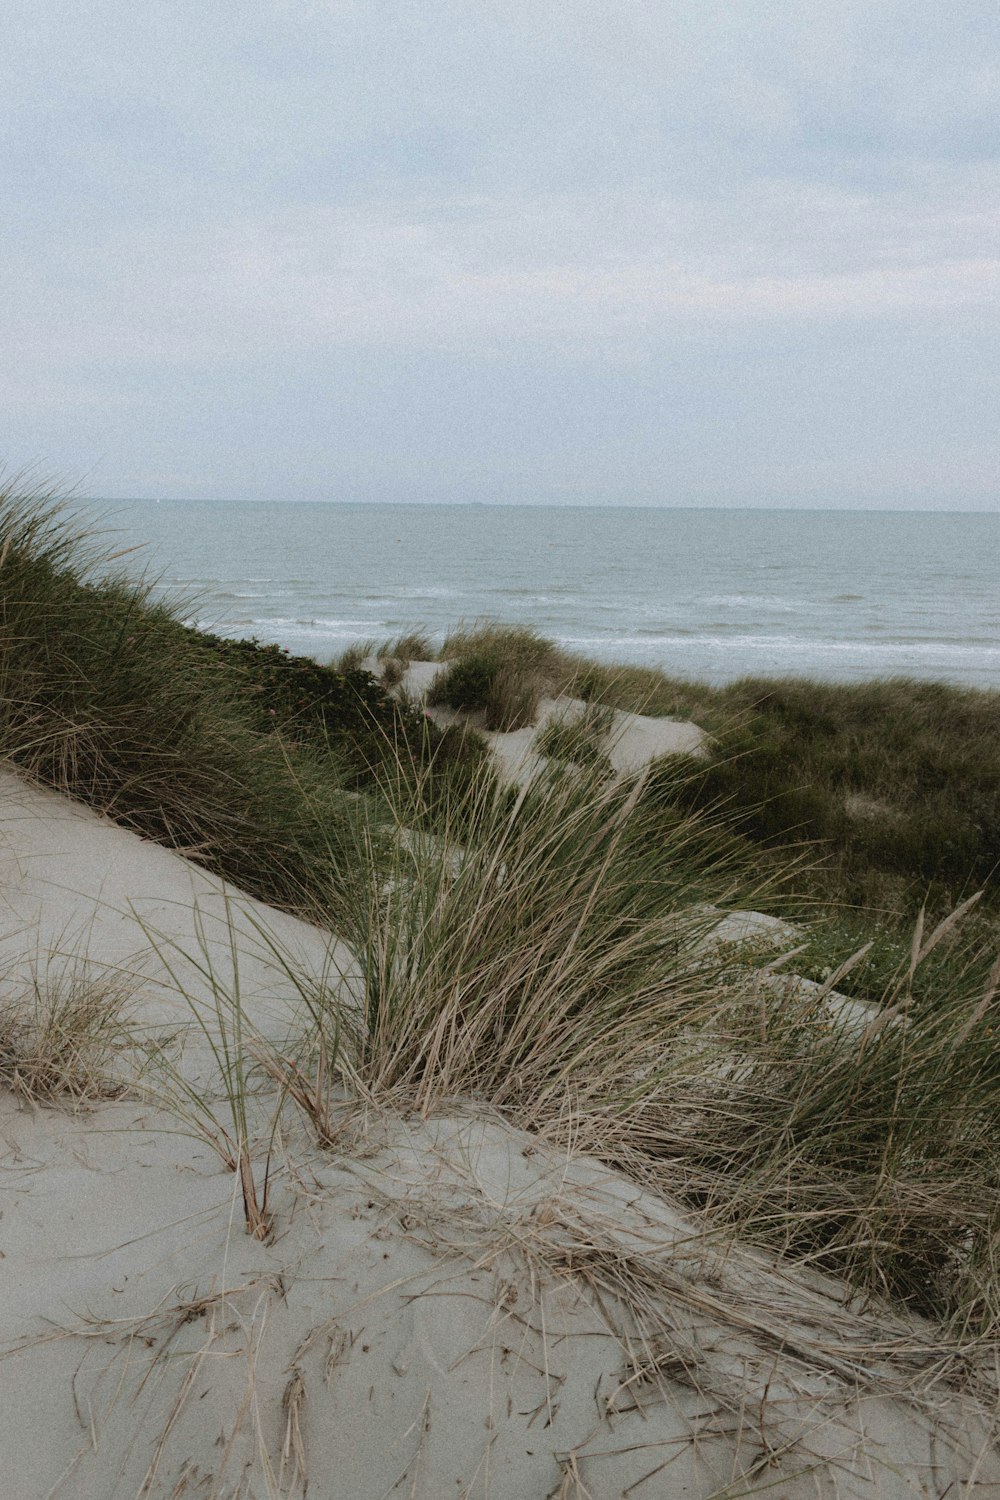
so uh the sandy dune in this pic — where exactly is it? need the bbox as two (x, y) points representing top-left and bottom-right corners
(1, 771), (997, 1498)
(392, 659), (707, 787)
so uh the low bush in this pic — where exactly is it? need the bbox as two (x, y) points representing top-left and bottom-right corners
(429, 622), (580, 729)
(184, 629), (427, 786)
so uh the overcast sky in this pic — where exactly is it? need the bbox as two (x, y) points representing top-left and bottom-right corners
(4, 2), (998, 507)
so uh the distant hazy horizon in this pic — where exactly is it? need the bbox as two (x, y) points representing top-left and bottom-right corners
(90, 496), (999, 514)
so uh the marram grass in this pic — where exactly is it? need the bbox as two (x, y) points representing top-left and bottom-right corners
(1, 485), (999, 1334)
(0, 478), (421, 916)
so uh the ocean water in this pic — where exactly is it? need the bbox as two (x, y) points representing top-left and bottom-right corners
(78, 501), (1000, 690)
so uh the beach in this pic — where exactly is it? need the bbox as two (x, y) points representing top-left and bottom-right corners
(3, 765), (999, 1499)
(1, 489), (999, 1497)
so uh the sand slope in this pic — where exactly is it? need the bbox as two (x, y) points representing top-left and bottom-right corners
(0, 767), (352, 1041)
(1, 771), (998, 1498)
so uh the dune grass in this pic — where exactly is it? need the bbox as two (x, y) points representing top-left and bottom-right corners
(535, 702), (615, 770)
(639, 901), (1000, 1332)
(324, 758), (758, 1113)
(216, 751), (1000, 1332)
(393, 621), (999, 925)
(0, 962), (134, 1103)
(369, 619), (1000, 1007)
(0, 480), (440, 916)
(676, 675), (1000, 910)
(428, 623), (581, 729)
(3, 497), (1000, 1329)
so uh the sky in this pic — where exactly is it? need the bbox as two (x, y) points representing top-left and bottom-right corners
(3, 2), (999, 508)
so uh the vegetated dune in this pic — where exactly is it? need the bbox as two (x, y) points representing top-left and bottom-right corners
(1, 769), (998, 1499)
(378, 654), (708, 788)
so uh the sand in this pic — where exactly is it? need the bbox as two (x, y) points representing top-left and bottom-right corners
(392, 660), (707, 788)
(1, 770), (998, 1498)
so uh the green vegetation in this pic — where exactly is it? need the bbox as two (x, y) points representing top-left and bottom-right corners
(677, 676), (1000, 905)
(429, 622), (579, 728)
(0, 481), (435, 914)
(2, 492), (1000, 1330)
(534, 703), (614, 771)
(411, 621), (1000, 924)
(184, 629), (427, 786)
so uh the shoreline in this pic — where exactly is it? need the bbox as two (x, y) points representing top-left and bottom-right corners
(76, 498), (1000, 692)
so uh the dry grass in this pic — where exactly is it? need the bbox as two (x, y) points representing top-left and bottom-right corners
(240, 750), (1000, 1334)
(377, 630), (433, 665)
(334, 639), (378, 671)
(325, 760), (752, 1119)
(0, 963), (134, 1104)
(583, 897), (1000, 1332)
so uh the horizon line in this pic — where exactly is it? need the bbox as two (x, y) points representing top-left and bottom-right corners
(80, 497), (1000, 515)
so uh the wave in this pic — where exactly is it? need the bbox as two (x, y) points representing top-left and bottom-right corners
(701, 594), (803, 612)
(551, 630), (1000, 659)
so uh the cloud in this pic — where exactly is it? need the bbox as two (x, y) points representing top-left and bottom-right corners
(5, 169), (997, 376)
(2, 1), (999, 503)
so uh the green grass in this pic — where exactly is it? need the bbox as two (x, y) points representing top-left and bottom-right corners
(662, 900), (1000, 1331)
(396, 622), (1000, 921)
(0, 481), (435, 915)
(428, 622), (581, 729)
(534, 703), (615, 771)
(670, 676), (1000, 911)
(380, 619), (1000, 1023)
(4, 498), (1000, 1332)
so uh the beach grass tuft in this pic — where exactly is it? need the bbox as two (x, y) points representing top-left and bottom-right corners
(429, 622), (579, 729)
(0, 963), (134, 1103)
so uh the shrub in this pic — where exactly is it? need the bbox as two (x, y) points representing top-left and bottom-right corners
(183, 630), (427, 786)
(430, 655), (497, 715)
(429, 622), (574, 729)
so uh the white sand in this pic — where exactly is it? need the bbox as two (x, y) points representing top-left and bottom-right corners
(404, 664), (708, 788)
(1, 771), (997, 1497)
(0, 767), (352, 1039)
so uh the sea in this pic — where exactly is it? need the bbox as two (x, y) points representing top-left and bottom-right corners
(77, 501), (1000, 691)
